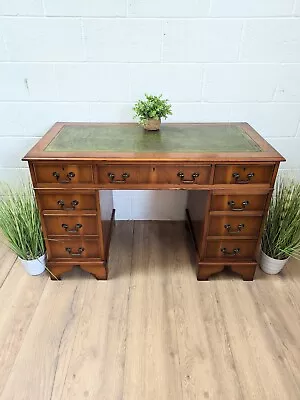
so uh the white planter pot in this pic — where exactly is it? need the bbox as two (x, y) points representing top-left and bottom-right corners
(260, 251), (289, 275)
(18, 254), (46, 276)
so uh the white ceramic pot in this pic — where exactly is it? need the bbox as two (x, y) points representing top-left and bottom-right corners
(260, 251), (289, 275)
(18, 254), (46, 276)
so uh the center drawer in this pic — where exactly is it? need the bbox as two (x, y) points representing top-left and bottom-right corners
(205, 240), (257, 259)
(98, 165), (152, 185)
(97, 164), (211, 186)
(47, 238), (101, 259)
(208, 215), (262, 237)
(38, 192), (97, 211)
(43, 214), (98, 237)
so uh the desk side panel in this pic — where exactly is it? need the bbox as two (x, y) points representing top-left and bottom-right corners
(98, 190), (114, 261)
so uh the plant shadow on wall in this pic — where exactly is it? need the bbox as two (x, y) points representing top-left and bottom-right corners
(260, 176), (300, 275)
(133, 94), (172, 131)
(0, 182), (57, 278)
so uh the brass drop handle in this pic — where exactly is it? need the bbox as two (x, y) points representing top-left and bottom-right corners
(232, 172), (255, 184)
(53, 171), (75, 184)
(108, 172), (130, 183)
(65, 247), (84, 256)
(177, 172), (200, 184)
(62, 223), (82, 233)
(221, 248), (240, 256)
(57, 199), (79, 211)
(228, 200), (249, 211)
(224, 223), (244, 234)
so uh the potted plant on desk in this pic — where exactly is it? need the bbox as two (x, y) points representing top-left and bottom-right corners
(133, 93), (172, 131)
(260, 176), (300, 274)
(0, 182), (46, 276)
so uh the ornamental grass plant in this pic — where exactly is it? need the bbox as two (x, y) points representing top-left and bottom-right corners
(261, 176), (300, 260)
(0, 182), (45, 260)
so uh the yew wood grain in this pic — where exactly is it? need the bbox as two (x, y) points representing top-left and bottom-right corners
(208, 215), (262, 237)
(43, 214), (98, 237)
(214, 164), (274, 185)
(205, 239), (257, 259)
(34, 164), (94, 185)
(37, 191), (97, 212)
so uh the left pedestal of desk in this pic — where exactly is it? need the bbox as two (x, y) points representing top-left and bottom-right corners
(28, 162), (114, 280)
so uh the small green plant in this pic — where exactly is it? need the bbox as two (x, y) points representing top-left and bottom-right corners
(133, 94), (172, 126)
(0, 182), (45, 260)
(261, 176), (300, 260)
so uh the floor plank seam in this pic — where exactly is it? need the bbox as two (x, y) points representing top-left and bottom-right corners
(215, 284), (245, 400)
(52, 279), (90, 400)
(0, 256), (17, 289)
(120, 221), (137, 399)
(0, 273), (49, 398)
(170, 262), (184, 400)
(250, 283), (300, 397)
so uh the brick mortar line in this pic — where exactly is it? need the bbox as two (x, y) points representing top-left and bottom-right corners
(0, 16), (299, 20)
(237, 21), (246, 61)
(1, 101), (300, 104)
(292, 0), (298, 15)
(1, 61), (300, 65)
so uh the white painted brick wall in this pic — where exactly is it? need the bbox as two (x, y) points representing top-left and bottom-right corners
(0, 1), (299, 220)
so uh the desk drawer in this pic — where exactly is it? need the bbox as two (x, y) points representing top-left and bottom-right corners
(208, 215), (262, 237)
(47, 238), (101, 259)
(98, 165), (152, 185)
(155, 165), (211, 185)
(205, 240), (257, 259)
(44, 214), (98, 237)
(38, 192), (97, 211)
(34, 164), (94, 185)
(214, 165), (274, 185)
(210, 194), (268, 212)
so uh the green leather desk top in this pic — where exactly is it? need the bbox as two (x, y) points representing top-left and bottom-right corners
(45, 124), (262, 153)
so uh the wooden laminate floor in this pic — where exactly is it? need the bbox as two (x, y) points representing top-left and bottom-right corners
(0, 221), (300, 400)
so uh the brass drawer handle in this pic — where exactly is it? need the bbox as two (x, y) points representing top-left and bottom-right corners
(228, 200), (249, 211)
(232, 172), (255, 184)
(221, 248), (240, 256)
(62, 223), (82, 233)
(57, 199), (79, 211)
(108, 172), (130, 183)
(53, 171), (75, 184)
(177, 172), (200, 184)
(65, 247), (84, 256)
(224, 223), (245, 234)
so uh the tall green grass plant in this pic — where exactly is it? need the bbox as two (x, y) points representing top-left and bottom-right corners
(0, 182), (45, 260)
(262, 176), (300, 260)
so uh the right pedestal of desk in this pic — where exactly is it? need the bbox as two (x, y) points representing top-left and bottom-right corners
(187, 162), (278, 281)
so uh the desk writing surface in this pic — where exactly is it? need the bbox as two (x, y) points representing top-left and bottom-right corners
(45, 124), (262, 153)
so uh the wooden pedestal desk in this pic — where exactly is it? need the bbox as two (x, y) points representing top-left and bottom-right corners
(23, 122), (285, 281)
